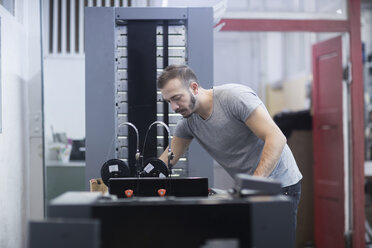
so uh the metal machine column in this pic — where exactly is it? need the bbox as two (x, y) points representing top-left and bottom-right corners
(85, 7), (214, 187)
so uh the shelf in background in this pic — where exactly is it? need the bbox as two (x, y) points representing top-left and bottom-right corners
(46, 160), (85, 167)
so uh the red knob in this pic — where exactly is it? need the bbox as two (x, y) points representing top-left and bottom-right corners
(125, 189), (134, 198)
(157, 189), (166, 197)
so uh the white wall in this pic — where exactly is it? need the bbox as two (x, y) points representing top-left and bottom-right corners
(43, 57), (85, 161)
(0, 1), (42, 247)
(43, 58), (85, 139)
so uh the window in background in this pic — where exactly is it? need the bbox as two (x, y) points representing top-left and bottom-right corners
(0, 0), (15, 15)
(225, 0), (347, 20)
(284, 33), (308, 79)
(214, 31), (314, 116)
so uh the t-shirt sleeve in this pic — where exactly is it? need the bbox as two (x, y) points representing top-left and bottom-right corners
(174, 119), (194, 139)
(227, 87), (263, 122)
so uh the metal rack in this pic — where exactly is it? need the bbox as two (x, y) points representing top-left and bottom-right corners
(85, 7), (214, 187)
(114, 22), (188, 176)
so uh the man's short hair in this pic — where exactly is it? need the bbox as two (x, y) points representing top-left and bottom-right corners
(157, 64), (199, 89)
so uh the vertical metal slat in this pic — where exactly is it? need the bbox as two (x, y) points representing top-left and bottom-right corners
(61, 0), (67, 54)
(69, 0), (75, 53)
(52, 0), (59, 54)
(79, 0), (84, 54)
(44, 0), (50, 54)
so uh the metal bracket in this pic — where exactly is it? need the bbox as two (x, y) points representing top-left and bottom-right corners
(343, 61), (352, 85)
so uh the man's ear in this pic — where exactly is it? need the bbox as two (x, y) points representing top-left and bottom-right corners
(190, 82), (198, 95)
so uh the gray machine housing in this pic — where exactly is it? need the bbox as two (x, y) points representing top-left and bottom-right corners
(85, 7), (214, 188)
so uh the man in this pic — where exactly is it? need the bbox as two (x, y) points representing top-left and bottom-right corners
(158, 64), (302, 227)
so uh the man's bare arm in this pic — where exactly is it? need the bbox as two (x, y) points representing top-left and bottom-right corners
(245, 106), (287, 177)
(159, 136), (193, 166)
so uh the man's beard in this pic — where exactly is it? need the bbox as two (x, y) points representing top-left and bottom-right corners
(177, 92), (196, 118)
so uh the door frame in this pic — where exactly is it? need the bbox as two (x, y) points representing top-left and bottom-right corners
(217, 0), (364, 247)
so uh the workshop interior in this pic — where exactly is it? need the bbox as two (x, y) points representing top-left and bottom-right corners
(0, 0), (371, 247)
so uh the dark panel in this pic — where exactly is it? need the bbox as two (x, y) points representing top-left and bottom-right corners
(108, 177), (208, 197)
(29, 220), (100, 248)
(127, 21), (157, 171)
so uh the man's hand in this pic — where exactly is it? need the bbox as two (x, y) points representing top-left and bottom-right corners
(159, 136), (192, 167)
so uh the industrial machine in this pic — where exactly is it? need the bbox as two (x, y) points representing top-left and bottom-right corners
(42, 175), (294, 248)
(85, 7), (214, 187)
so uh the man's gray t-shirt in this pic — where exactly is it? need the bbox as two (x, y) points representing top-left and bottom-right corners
(174, 84), (302, 187)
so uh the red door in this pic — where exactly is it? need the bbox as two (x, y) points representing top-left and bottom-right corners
(312, 36), (345, 248)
